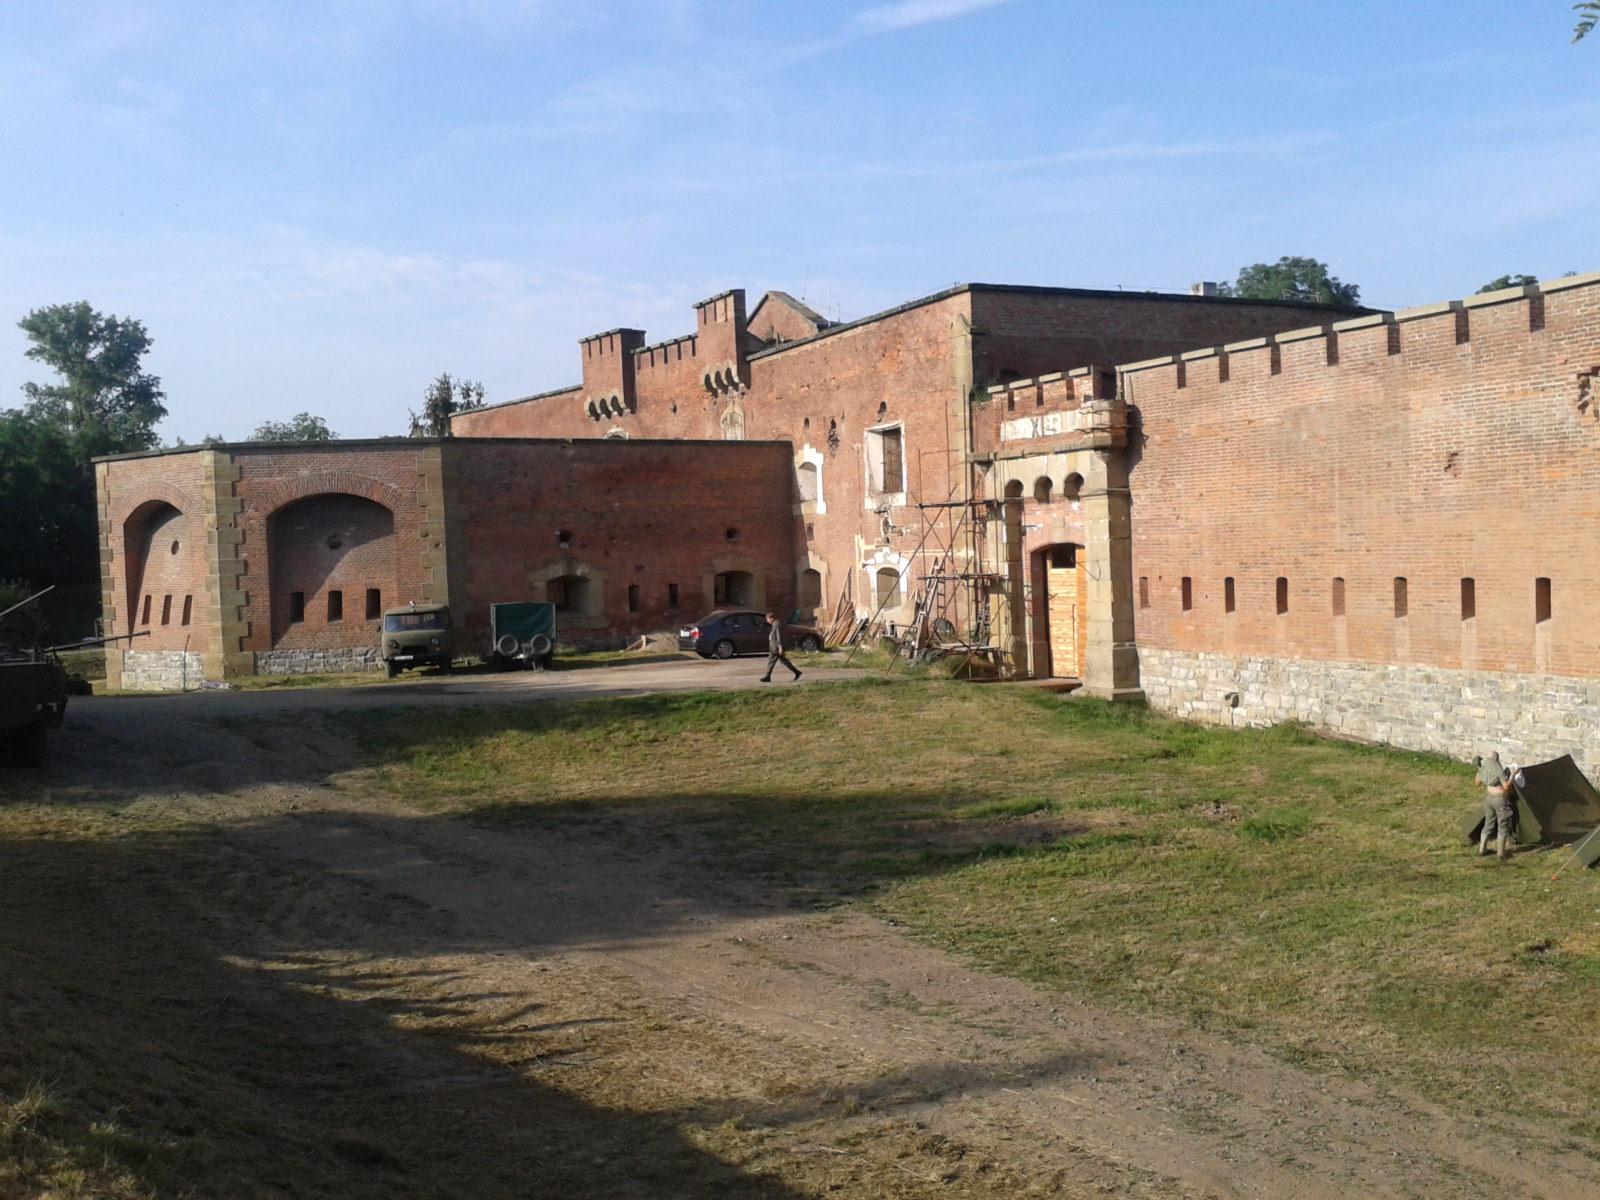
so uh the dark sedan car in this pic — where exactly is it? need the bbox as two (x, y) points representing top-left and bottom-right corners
(678, 609), (824, 659)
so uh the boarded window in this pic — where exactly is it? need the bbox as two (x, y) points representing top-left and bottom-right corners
(1460, 578), (1475, 621)
(1139, 576), (1149, 609)
(1536, 577), (1552, 624)
(1180, 577), (1192, 612)
(1392, 577), (1407, 619)
(876, 567), (901, 610)
(1275, 577), (1289, 615)
(797, 461), (819, 503)
(1224, 577), (1235, 613)
(1332, 577), (1346, 617)
(873, 427), (904, 493)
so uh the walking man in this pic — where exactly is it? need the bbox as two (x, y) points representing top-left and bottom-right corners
(1476, 751), (1516, 860)
(760, 612), (802, 683)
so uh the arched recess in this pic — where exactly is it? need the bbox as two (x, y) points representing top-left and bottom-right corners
(267, 493), (396, 647)
(525, 559), (610, 631)
(256, 470), (408, 521)
(703, 554), (764, 613)
(122, 498), (209, 650)
(798, 567), (823, 611)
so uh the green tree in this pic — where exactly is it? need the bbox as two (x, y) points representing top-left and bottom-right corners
(409, 373), (485, 438)
(0, 409), (96, 588)
(1478, 274), (1539, 293)
(250, 412), (336, 442)
(18, 301), (167, 459)
(1217, 257), (1361, 306)
(1575, 2), (1598, 42)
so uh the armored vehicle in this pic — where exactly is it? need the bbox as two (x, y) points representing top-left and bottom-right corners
(489, 601), (557, 670)
(0, 649), (69, 767)
(379, 602), (455, 678)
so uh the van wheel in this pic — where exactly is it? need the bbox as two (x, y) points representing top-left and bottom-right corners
(713, 639), (736, 659)
(385, 661), (400, 679)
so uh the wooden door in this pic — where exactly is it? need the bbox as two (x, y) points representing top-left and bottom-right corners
(1045, 545), (1085, 678)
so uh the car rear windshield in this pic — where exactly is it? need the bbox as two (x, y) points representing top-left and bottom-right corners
(383, 612), (446, 631)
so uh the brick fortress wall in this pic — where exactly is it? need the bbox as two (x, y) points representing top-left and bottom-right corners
(98, 438), (795, 686)
(454, 285), (1362, 638)
(1121, 272), (1600, 773)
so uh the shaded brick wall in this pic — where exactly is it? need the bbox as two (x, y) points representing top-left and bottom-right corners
(1123, 274), (1600, 681)
(445, 438), (797, 653)
(265, 494), (397, 647)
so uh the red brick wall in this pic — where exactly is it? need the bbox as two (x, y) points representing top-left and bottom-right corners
(970, 287), (1369, 386)
(445, 438), (798, 650)
(265, 493), (398, 647)
(101, 453), (213, 652)
(1124, 277), (1600, 678)
(230, 445), (433, 654)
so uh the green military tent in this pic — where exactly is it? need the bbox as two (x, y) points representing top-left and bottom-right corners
(1460, 755), (1600, 861)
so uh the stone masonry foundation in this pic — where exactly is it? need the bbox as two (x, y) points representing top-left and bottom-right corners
(120, 650), (207, 692)
(1140, 647), (1600, 781)
(254, 648), (384, 676)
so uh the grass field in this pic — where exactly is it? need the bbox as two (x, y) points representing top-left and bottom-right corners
(346, 678), (1600, 1143)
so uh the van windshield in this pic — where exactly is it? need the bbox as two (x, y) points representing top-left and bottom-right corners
(383, 612), (447, 632)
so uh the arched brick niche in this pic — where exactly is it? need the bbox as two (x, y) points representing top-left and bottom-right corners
(266, 493), (397, 649)
(121, 498), (210, 651)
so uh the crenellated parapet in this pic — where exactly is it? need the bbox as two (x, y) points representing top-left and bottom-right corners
(1116, 270), (1599, 394)
(975, 365), (1127, 459)
(579, 327), (645, 423)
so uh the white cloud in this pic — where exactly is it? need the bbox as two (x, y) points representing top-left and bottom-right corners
(854, 0), (1012, 35)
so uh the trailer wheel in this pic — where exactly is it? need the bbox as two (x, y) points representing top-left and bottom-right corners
(528, 634), (554, 657)
(495, 633), (521, 657)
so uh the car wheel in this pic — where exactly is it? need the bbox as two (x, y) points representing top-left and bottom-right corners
(385, 661), (400, 679)
(713, 639), (736, 659)
(798, 635), (822, 652)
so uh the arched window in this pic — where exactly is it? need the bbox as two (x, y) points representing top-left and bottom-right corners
(1004, 480), (1023, 499)
(1062, 473), (1083, 502)
(1033, 476), (1053, 503)
(797, 461), (819, 503)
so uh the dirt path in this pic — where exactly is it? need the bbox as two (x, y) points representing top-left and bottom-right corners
(22, 668), (1600, 1199)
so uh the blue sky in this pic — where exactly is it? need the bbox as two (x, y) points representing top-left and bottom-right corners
(2, 0), (1595, 442)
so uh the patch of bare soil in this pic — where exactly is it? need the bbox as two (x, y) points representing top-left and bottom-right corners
(8, 701), (1600, 1198)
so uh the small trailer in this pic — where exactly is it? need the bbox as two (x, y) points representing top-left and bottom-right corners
(489, 602), (557, 670)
